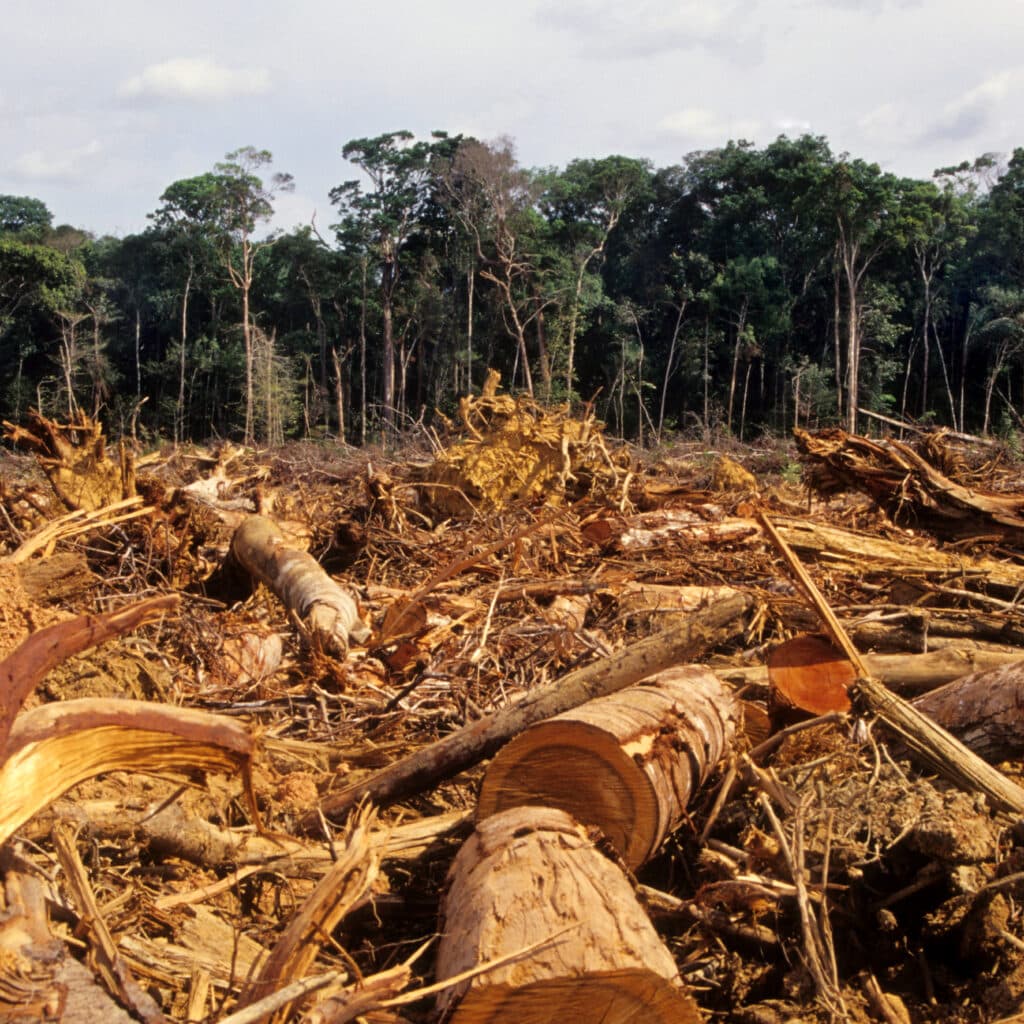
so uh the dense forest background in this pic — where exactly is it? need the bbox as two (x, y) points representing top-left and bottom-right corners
(2, 131), (1024, 447)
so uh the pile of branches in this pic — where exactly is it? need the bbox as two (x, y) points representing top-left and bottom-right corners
(2, 410), (1024, 1023)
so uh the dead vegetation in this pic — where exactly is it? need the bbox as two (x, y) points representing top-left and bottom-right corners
(3, 390), (1024, 1022)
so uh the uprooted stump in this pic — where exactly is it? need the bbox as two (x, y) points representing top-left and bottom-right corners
(435, 806), (704, 1024)
(419, 369), (626, 517)
(476, 666), (739, 870)
(2, 408), (136, 512)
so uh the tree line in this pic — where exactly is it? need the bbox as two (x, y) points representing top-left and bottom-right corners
(2, 132), (1023, 447)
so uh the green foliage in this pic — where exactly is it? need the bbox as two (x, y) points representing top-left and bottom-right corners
(6, 131), (1024, 444)
(0, 195), (53, 240)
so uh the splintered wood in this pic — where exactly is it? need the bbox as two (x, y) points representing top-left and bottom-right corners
(7, 413), (1024, 1023)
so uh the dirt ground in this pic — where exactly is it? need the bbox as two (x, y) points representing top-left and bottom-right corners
(3, 406), (1024, 1023)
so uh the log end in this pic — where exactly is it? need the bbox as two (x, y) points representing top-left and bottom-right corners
(476, 722), (660, 869)
(443, 972), (704, 1023)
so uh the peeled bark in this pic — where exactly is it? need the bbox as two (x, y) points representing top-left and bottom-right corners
(230, 514), (369, 657)
(476, 666), (738, 869)
(0, 593), (179, 750)
(0, 698), (254, 846)
(435, 806), (703, 1024)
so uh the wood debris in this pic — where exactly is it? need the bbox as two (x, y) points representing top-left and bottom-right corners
(4, 414), (1024, 1022)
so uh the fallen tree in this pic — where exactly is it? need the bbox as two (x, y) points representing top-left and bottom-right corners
(229, 514), (370, 657)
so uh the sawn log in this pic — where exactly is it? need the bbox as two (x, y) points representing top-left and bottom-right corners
(476, 666), (739, 869)
(435, 806), (704, 1023)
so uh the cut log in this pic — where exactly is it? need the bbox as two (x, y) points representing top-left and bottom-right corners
(772, 515), (1024, 594)
(716, 646), (1024, 696)
(912, 659), (1024, 763)
(435, 806), (703, 1024)
(310, 590), (752, 826)
(476, 666), (738, 869)
(581, 508), (760, 551)
(229, 514), (370, 657)
(766, 635), (854, 722)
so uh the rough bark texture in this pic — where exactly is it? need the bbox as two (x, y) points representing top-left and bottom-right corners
(230, 514), (369, 656)
(312, 590), (752, 824)
(476, 666), (738, 869)
(435, 806), (703, 1024)
(912, 659), (1024, 763)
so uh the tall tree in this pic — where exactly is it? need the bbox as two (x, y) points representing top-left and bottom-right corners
(214, 148), (293, 443)
(331, 131), (456, 437)
(825, 159), (907, 432)
(541, 156), (653, 402)
(0, 195), (53, 240)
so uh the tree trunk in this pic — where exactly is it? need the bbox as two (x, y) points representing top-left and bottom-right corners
(382, 266), (397, 440)
(476, 666), (738, 869)
(912, 659), (1024, 763)
(466, 263), (475, 391)
(435, 806), (703, 1024)
(229, 515), (369, 657)
(332, 346), (346, 441)
(726, 300), (748, 434)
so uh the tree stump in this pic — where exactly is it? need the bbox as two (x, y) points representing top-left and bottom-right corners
(435, 806), (703, 1024)
(476, 666), (737, 869)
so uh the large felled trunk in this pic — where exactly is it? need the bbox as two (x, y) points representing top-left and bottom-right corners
(435, 806), (704, 1024)
(476, 666), (738, 869)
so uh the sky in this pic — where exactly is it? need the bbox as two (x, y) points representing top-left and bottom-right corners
(2, 0), (1022, 238)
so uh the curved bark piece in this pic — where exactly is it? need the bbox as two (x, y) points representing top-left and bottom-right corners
(230, 514), (369, 657)
(311, 590), (752, 826)
(476, 666), (738, 869)
(435, 806), (704, 1023)
(0, 698), (254, 846)
(0, 593), (180, 750)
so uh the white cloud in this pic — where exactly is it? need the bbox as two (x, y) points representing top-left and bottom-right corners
(545, 0), (755, 58)
(118, 57), (271, 102)
(857, 102), (914, 145)
(11, 139), (102, 182)
(659, 107), (761, 144)
(922, 68), (1024, 143)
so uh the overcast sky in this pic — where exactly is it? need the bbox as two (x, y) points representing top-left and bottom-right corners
(3, 0), (1022, 238)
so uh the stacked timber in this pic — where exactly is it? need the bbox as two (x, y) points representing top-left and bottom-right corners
(435, 806), (704, 1023)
